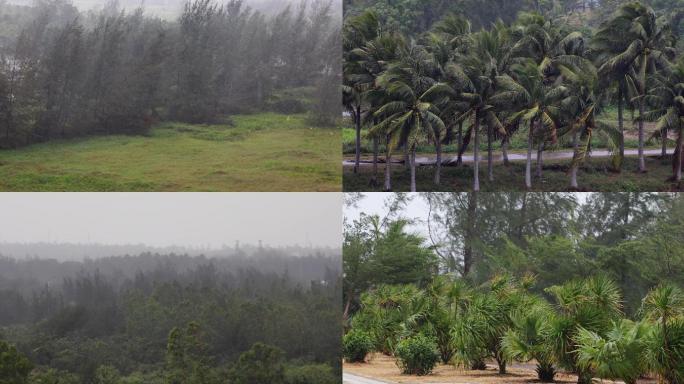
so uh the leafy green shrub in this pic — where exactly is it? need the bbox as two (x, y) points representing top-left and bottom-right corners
(394, 335), (439, 376)
(343, 329), (373, 362)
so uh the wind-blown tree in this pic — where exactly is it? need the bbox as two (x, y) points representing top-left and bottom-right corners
(560, 61), (622, 189)
(371, 44), (446, 192)
(441, 30), (509, 191)
(493, 60), (562, 189)
(645, 58), (684, 182)
(594, 1), (675, 173)
(0, 339), (33, 384)
(344, 10), (380, 174)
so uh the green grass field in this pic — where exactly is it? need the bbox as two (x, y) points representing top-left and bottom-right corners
(0, 113), (340, 191)
(344, 157), (684, 192)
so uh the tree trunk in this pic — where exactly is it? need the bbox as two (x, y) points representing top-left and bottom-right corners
(662, 127), (668, 158)
(384, 135), (392, 191)
(502, 136), (510, 166)
(496, 358), (506, 374)
(456, 122), (463, 166)
(410, 147), (417, 192)
(473, 117), (480, 192)
(463, 192), (477, 277)
(371, 136), (379, 187)
(536, 142), (544, 179)
(676, 131), (683, 182)
(638, 98), (647, 172)
(487, 125), (494, 182)
(435, 137), (442, 185)
(618, 88), (625, 163)
(526, 121), (534, 189)
(570, 164), (579, 189)
(354, 105), (361, 173)
(404, 145), (410, 171)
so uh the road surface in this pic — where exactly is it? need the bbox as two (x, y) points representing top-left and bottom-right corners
(344, 148), (674, 167)
(343, 372), (392, 384)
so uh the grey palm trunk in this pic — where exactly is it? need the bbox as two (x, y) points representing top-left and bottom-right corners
(410, 147), (417, 192)
(384, 134), (392, 191)
(434, 137), (442, 185)
(536, 142), (544, 179)
(354, 105), (361, 173)
(473, 117), (480, 192)
(487, 126), (494, 182)
(638, 98), (647, 172)
(677, 132), (683, 182)
(526, 120), (534, 189)
(372, 136), (379, 186)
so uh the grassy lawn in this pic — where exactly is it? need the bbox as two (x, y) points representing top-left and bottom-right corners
(0, 113), (340, 191)
(344, 156), (683, 192)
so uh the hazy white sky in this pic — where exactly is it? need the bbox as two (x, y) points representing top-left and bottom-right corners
(0, 193), (342, 248)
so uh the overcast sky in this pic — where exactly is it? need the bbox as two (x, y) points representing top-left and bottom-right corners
(0, 193), (342, 248)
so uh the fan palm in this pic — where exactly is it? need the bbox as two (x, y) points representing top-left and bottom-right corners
(371, 44), (446, 192)
(594, 1), (675, 172)
(575, 319), (651, 384)
(641, 284), (684, 383)
(545, 276), (623, 384)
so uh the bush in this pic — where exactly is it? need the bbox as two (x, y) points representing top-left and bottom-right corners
(394, 335), (439, 376)
(343, 330), (373, 363)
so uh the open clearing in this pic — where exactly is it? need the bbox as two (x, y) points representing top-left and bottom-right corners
(0, 113), (340, 191)
(344, 354), (656, 384)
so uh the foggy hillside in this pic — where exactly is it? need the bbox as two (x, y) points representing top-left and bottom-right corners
(3, 0), (341, 18)
(0, 241), (340, 261)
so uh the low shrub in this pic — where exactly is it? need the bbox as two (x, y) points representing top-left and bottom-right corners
(343, 329), (374, 363)
(394, 334), (439, 376)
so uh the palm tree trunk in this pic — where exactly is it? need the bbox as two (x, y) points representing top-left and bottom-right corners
(435, 137), (442, 185)
(410, 147), (417, 192)
(618, 88), (625, 163)
(502, 136), (510, 166)
(526, 121), (533, 189)
(456, 122), (463, 166)
(570, 163), (579, 189)
(676, 130), (683, 183)
(536, 142), (544, 179)
(354, 105), (361, 173)
(473, 117), (480, 192)
(371, 136), (379, 187)
(662, 128), (668, 158)
(638, 98), (647, 172)
(487, 125), (494, 182)
(496, 358), (506, 374)
(384, 134), (392, 191)
(404, 145), (410, 171)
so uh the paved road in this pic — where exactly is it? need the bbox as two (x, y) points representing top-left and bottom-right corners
(343, 372), (392, 384)
(344, 148), (674, 167)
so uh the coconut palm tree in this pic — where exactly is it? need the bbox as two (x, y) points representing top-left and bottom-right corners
(575, 319), (651, 384)
(371, 44), (446, 192)
(594, 1), (675, 173)
(645, 58), (684, 182)
(343, 11), (380, 174)
(350, 33), (405, 189)
(492, 60), (562, 189)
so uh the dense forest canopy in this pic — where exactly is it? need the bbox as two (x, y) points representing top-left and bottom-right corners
(0, 0), (340, 148)
(0, 247), (341, 383)
(343, 192), (684, 383)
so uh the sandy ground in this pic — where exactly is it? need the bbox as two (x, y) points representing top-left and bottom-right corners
(343, 353), (659, 384)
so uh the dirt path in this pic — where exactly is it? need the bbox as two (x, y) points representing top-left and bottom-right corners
(344, 149), (674, 167)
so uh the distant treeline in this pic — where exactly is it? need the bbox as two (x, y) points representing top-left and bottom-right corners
(0, 251), (341, 383)
(0, 0), (341, 148)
